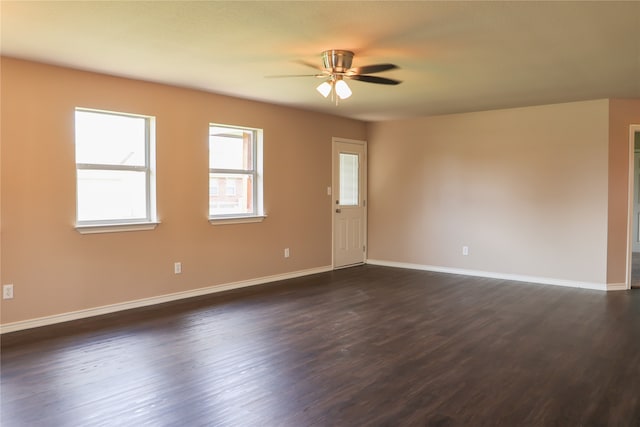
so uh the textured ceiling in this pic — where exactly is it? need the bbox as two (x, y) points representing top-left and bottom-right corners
(2, 1), (639, 121)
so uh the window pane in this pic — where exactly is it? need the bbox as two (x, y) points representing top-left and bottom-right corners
(209, 126), (253, 170)
(77, 170), (147, 221)
(75, 110), (146, 166)
(339, 153), (359, 206)
(209, 173), (253, 216)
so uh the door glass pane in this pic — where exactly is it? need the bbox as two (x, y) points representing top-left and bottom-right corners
(339, 153), (359, 206)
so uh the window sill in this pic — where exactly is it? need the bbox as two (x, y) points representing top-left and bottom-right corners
(208, 215), (266, 226)
(75, 221), (160, 234)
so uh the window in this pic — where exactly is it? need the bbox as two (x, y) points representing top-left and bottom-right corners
(75, 108), (157, 232)
(209, 124), (263, 222)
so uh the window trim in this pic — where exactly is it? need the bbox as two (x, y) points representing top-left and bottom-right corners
(208, 123), (264, 222)
(208, 215), (266, 226)
(74, 108), (157, 233)
(76, 222), (160, 235)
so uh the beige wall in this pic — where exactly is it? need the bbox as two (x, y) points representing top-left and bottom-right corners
(607, 99), (640, 284)
(367, 100), (611, 284)
(2, 57), (638, 327)
(0, 58), (366, 324)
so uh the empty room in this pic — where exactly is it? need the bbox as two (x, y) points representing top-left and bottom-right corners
(1, 1), (640, 426)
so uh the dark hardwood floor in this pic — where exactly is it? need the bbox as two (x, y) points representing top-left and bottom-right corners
(632, 252), (640, 289)
(2, 265), (639, 426)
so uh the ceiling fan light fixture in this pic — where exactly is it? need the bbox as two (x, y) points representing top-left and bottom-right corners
(316, 81), (332, 98)
(295, 49), (398, 105)
(335, 79), (352, 99)
(322, 50), (354, 73)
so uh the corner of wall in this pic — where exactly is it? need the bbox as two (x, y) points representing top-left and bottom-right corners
(606, 98), (640, 286)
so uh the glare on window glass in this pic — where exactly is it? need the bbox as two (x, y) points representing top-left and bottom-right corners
(209, 126), (252, 170)
(77, 170), (147, 221)
(75, 110), (146, 166)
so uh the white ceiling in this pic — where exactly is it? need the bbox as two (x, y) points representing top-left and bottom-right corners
(2, 1), (639, 121)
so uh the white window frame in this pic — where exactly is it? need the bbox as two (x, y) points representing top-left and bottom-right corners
(75, 108), (158, 234)
(208, 123), (265, 225)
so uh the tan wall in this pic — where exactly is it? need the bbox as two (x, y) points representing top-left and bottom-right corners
(607, 99), (640, 284)
(0, 58), (366, 324)
(367, 100), (610, 284)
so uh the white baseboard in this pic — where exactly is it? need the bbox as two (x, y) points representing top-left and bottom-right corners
(0, 265), (332, 334)
(606, 283), (629, 291)
(366, 259), (616, 291)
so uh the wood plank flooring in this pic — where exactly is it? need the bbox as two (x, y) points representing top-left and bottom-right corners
(2, 265), (639, 426)
(632, 252), (640, 289)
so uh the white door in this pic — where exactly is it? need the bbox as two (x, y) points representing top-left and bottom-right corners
(634, 152), (640, 252)
(333, 138), (366, 268)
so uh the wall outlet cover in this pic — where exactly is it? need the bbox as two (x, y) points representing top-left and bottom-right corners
(3, 284), (14, 299)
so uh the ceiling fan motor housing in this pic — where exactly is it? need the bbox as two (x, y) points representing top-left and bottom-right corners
(322, 50), (354, 73)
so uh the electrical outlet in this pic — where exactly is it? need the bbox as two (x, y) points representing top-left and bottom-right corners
(174, 262), (182, 274)
(462, 246), (469, 256)
(3, 284), (14, 300)
(284, 248), (290, 258)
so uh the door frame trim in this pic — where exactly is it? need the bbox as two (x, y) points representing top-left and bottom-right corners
(625, 124), (640, 289)
(331, 137), (367, 269)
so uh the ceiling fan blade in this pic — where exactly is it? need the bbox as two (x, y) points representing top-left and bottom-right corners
(348, 75), (402, 85)
(296, 60), (324, 71)
(265, 74), (325, 78)
(349, 63), (398, 74)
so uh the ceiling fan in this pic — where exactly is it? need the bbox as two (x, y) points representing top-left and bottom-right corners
(272, 50), (401, 104)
